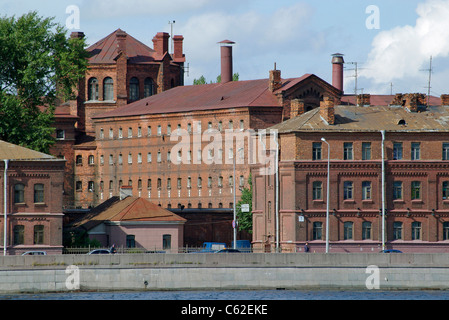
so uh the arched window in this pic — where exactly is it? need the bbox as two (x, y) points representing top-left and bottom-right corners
(14, 184), (25, 204)
(103, 77), (114, 101)
(129, 77), (139, 101)
(13, 225), (24, 245)
(88, 77), (99, 101)
(144, 78), (154, 97)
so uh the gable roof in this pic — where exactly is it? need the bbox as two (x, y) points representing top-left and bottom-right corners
(93, 74), (331, 119)
(87, 29), (156, 64)
(0, 140), (56, 161)
(69, 196), (186, 231)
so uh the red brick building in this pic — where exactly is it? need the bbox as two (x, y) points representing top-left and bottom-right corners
(0, 140), (65, 255)
(252, 94), (449, 253)
(50, 29), (186, 209)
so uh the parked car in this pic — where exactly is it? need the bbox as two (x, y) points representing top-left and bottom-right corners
(87, 249), (111, 255)
(380, 249), (402, 253)
(21, 251), (47, 256)
(215, 249), (241, 253)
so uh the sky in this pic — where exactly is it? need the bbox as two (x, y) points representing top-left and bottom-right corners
(2, 0), (449, 96)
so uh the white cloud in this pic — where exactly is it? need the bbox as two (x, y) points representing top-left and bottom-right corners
(360, 0), (449, 94)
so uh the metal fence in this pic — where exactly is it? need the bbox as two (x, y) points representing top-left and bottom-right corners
(62, 246), (254, 254)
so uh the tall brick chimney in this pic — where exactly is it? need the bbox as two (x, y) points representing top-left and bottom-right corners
(173, 35), (185, 61)
(331, 53), (344, 93)
(153, 32), (170, 57)
(320, 96), (335, 125)
(269, 63), (282, 92)
(218, 40), (235, 83)
(116, 29), (127, 55)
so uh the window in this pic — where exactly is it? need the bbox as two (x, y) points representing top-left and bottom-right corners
(137, 126), (142, 137)
(144, 78), (154, 97)
(13, 225), (24, 245)
(167, 124), (171, 135)
(312, 142), (322, 160)
(218, 176), (223, 188)
(147, 179), (152, 190)
(14, 184), (25, 204)
(109, 180), (113, 191)
(362, 181), (372, 200)
(109, 128), (114, 139)
(34, 225), (44, 245)
(88, 181), (94, 192)
(240, 120), (244, 130)
(118, 154), (123, 165)
(109, 154), (113, 165)
(88, 77), (99, 101)
(411, 142), (420, 160)
(100, 181), (104, 192)
(208, 122), (212, 130)
(343, 142), (353, 160)
(412, 221), (422, 240)
(129, 77), (139, 101)
(229, 176), (233, 187)
(99, 128), (104, 140)
(147, 126), (152, 136)
(118, 127), (123, 139)
(56, 129), (65, 140)
(163, 234), (172, 250)
(393, 181), (403, 200)
(88, 155), (94, 165)
(443, 181), (449, 200)
(312, 181), (322, 200)
(76, 181), (82, 191)
(229, 120), (233, 130)
(157, 125), (161, 136)
(197, 177), (202, 188)
(100, 155), (104, 165)
(177, 178), (182, 189)
(34, 184), (44, 203)
(187, 177), (191, 188)
(167, 178), (171, 189)
(343, 181), (353, 200)
(444, 222), (449, 240)
(75, 155), (82, 165)
(128, 127), (132, 138)
(393, 142), (403, 160)
(157, 151), (162, 163)
(147, 152), (152, 163)
(344, 221), (353, 240)
(103, 77), (114, 101)
(208, 177), (212, 188)
(393, 222), (403, 240)
(239, 175), (244, 187)
(167, 151), (171, 163)
(313, 222), (322, 240)
(137, 153), (142, 164)
(362, 142), (371, 160)
(126, 235), (136, 248)
(362, 221), (372, 240)
(411, 181), (421, 200)
(218, 121), (222, 132)
(157, 178), (162, 189)
(443, 143), (449, 160)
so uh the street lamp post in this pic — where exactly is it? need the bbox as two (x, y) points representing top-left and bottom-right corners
(321, 138), (330, 253)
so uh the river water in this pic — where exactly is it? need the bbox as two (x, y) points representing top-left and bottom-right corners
(2, 289), (449, 300)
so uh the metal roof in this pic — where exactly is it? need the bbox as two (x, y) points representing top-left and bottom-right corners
(271, 104), (449, 133)
(0, 140), (56, 161)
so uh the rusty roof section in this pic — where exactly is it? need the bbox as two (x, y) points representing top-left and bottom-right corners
(93, 74), (319, 119)
(87, 29), (156, 64)
(69, 196), (186, 231)
(0, 140), (56, 161)
(271, 104), (449, 133)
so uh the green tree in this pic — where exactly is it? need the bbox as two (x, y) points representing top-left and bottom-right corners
(0, 12), (88, 153)
(193, 73), (239, 85)
(236, 173), (253, 233)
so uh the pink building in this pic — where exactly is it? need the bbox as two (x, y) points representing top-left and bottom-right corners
(69, 189), (186, 251)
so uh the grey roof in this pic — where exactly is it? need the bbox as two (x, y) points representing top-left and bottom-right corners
(0, 140), (56, 160)
(271, 105), (449, 133)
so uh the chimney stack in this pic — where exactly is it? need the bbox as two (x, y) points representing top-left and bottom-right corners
(218, 40), (235, 83)
(290, 99), (305, 118)
(172, 35), (185, 62)
(153, 32), (170, 57)
(320, 96), (335, 125)
(70, 31), (85, 39)
(331, 53), (344, 93)
(269, 63), (282, 92)
(116, 29), (127, 55)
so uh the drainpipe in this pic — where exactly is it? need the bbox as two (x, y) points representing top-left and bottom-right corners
(380, 130), (386, 251)
(3, 159), (9, 256)
(274, 131), (279, 252)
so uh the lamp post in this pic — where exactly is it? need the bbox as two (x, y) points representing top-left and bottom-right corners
(321, 138), (330, 253)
